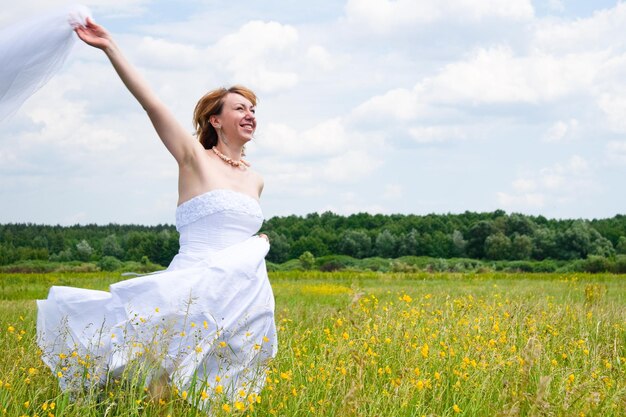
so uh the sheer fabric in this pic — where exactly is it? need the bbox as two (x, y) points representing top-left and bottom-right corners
(0, 5), (90, 121)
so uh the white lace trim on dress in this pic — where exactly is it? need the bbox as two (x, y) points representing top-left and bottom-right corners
(175, 189), (262, 229)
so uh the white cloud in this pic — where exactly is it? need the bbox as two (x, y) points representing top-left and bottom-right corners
(0, 149), (18, 168)
(0, 0), (149, 25)
(351, 87), (422, 121)
(17, 73), (127, 152)
(497, 191), (545, 208)
(384, 184), (403, 199)
(306, 46), (335, 71)
(498, 155), (595, 211)
(606, 140), (626, 164)
(547, 0), (564, 12)
(533, 4), (626, 54)
(134, 37), (202, 69)
(419, 46), (599, 104)
(345, 0), (440, 31)
(409, 126), (466, 143)
(344, 0), (534, 33)
(209, 20), (300, 92)
(567, 155), (589, 173)
(597, 93), (626, 133)
(543, 119), (578, 142)
(512, 178), (536, 192)
(322, 150), (383, 183)
(259, 118), (352, 157)
(541, 174), (563, 190)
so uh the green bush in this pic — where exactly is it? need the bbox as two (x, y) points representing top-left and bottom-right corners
(316, 255), (359, 269)
(0, 260), (57, 273)
(358, 257), (391, 272)
(531, 259), (559, 272)
(98, 256), (122, 272)
(299, 251), (315, 270)
(582, 256), (612, 273)
(499, 261), (535, 272)
(613, 255), (626, 274)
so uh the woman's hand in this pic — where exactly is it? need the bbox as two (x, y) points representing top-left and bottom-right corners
(74, 17), (111, 50)
(258, 233), (270, 243)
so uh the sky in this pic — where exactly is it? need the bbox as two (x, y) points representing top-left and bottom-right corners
(0, 0), (625, 225)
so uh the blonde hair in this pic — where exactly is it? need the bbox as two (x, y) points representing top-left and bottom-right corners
(193, 85), (257, 149)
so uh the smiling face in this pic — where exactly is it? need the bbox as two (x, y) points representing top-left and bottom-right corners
(211, 93), (257, 143)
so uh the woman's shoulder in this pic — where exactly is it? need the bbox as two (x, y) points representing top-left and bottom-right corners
(247, 168), (264, 196)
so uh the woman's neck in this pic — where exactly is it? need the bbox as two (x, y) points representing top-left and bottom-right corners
(214, 141), (244, 161)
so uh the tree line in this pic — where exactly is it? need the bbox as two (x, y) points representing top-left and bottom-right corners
(0, 210), (625, 268)
(262, 211), (625, 263)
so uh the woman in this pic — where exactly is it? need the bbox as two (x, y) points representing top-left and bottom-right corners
(36, 18), (277, 409)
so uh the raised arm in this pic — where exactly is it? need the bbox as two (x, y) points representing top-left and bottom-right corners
(74, 18), (201, 165)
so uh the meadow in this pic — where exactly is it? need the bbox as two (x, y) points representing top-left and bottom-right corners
(1, 271), (624, 416)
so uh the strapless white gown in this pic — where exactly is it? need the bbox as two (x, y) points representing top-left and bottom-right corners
(36, 189), (277, 405)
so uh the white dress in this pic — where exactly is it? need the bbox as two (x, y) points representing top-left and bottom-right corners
(36, 189), (277, 404)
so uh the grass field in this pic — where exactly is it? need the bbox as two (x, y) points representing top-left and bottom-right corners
(1, 271), (625, 416)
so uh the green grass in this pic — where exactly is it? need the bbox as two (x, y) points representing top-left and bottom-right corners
(1, 271), (625, 416)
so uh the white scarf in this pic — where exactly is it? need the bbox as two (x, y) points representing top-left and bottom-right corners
(0, 5), (91, 121)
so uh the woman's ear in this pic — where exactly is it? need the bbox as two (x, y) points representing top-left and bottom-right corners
(209, 115), (221, 129)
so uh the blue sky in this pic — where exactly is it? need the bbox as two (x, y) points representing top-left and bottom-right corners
(1, 0), (625, 225)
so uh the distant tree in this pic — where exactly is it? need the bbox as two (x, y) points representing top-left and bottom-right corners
(102, 234), (124, 259)
(484, 232), (511, 260)
(32, 235), (49, 249)
(558, 220), (614, 259)
(533, 227), (558, 260)
(589, 236), (614, 258)
(290, 236), (328, 258)
(398, 229), (420, 256)
(451, 230), (467, 257)
(505, 214), (536, 236)
(414, 231), (453, 258)
(617, 236), (626, 255)
(299, 251), (315, 270)
(375, 229), (398, 258)
(0, 243), (18, 265)
(266, 232), (291, 263)
(75, 239), (94, 262)
(124, 231), (148, 261)
(50, 248), (73, 262)
(466, 221), (495, 258)
(338, 230), (371, 258)
(510, 234), (533, 260)
(98, 256), (122, 271)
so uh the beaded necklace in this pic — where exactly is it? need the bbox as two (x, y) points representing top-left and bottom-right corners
(212, 147), (250, 169)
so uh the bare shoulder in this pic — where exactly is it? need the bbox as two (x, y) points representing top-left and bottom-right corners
(248, 168), (265, 196)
